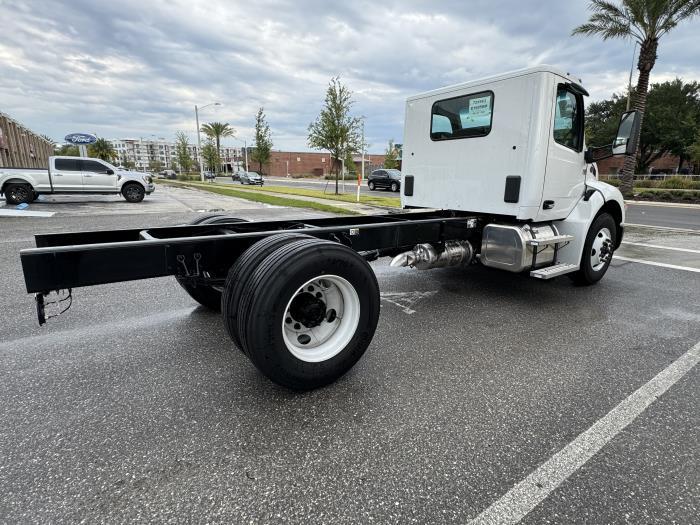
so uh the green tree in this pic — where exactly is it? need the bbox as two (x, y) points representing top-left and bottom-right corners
(174, 131), (193, 173)
(586, 80), (700, 172)
(308, 77), (362, 194)
(344, 150), (356, 175)
(573, 0), (700, 197)
(200, 122), (235, 172)
(56, 144), (79, 156)
(250, 107), (273, 175)
(383, 139), (399, 169)
(148, 159), (163, 173)
(688, 129), (700, 172)
(88, 138), (117, 161)
(201, 138), (220, 172)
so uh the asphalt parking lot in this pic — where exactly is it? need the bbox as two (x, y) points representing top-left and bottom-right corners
(1, 188), (698, 523)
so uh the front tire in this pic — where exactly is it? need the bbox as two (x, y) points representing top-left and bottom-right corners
(234, 239), (380, 390)
(570, 212), (616, 285)
(4, 184), (34, 205)
(390, 181), (399, 192)
(122, 183), (145, 203)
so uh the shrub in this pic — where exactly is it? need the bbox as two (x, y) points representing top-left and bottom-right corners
(324, 173), (358, 180)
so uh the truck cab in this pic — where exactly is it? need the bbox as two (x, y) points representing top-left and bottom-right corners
(400, 65), (638, 280)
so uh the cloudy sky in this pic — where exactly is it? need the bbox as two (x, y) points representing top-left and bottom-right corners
(2, 0), (698, 152)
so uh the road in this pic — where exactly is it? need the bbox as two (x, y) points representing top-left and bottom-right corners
(219, 177), (700, 230)
(626, 201), (700, 230)
(1, 186), (698, 523)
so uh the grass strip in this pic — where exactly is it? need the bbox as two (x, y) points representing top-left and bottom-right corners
(159, 180), (359, 215)
(212, 180), (401, 207)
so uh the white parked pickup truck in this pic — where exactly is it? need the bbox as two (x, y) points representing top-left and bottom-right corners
(0, 156), (155, 204)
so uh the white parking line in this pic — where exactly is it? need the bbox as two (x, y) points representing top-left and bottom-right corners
(621, 241), (700, 254)
(614, 255), (700, 273)
(625, 223), (699, 233)
(468, 341), (700, 525)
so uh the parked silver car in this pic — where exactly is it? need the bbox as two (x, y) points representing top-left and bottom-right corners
(239, 171), (264, 185)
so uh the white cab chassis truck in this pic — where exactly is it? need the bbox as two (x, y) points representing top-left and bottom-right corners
(19, 66), (639, 390)
(1, 156), (155, 204)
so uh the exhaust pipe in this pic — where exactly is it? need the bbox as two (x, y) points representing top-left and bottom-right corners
(390, 240), (474, 270)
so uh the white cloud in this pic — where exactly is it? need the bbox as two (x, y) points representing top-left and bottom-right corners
(1, 0), (698, 151)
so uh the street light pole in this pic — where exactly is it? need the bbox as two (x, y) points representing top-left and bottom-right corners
(194, 102), (221, 182)
(358, 117), (366, 202)
(244, 139), (249, 172)
(626, 42), (638, 111)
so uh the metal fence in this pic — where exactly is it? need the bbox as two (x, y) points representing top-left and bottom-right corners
(0, 112), (54, 168)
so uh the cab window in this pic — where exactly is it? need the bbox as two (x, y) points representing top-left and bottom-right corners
(431, 91), (493, 140)
(553, 86), (583, 151)
(80, 160), (110, 173)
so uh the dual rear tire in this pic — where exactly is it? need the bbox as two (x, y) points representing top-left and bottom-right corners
(223, 237), (380, 390)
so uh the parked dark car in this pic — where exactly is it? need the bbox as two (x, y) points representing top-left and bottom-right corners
(239, 171), (264, 185)
(203, 171), (216, 180)
(231, 171), (241, 182)
(367, 169), (401, 192)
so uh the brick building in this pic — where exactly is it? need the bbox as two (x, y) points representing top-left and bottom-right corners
(0, 112), (54, 168)
(596, 152), (690, 175)
(263, 150), (386, 177)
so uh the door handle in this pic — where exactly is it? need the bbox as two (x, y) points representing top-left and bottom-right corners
(84, 174), (93, 177)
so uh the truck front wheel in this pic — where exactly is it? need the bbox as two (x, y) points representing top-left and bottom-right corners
(4, 184), (34, 205)
(570, 212), (616, 285)
(122, 183), (145, 203)
(233, 238), (380, 390)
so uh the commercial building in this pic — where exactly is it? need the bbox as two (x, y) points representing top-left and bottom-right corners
(265, 151), (387, 178)
(0, 111), (54, 168)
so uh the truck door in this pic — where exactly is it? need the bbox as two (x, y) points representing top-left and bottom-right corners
(52, 158), (83, 191)
(538, 84), (586, 220)
(80, 159), (117, 191)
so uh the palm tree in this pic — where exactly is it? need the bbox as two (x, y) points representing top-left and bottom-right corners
(573, 0), (700, 198)
(88, 138), (117, 162)
(200, 122), (235, 172)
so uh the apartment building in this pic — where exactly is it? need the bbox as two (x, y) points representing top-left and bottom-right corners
(110, 138), (238, 171)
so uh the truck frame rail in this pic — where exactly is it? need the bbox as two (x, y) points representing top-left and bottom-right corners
(21, 210), (481, 294)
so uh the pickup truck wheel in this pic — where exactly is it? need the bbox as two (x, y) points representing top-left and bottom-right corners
(222, 232), (313, 353)
(175, 215), (247, 310)
(4, 184), (34, 205)
(235, 238), (380, 390)
(570, 212), (616, 286)
(391, 181), (399, 192)
(122, 183), (145, 203)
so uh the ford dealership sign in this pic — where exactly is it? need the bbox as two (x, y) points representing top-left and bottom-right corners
(64, 133), (98, 145)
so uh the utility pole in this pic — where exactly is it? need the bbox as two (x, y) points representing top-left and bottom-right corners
(195, 105), (203, 182)
(244, 139), (249, 172)
(358, 117), (366, 202)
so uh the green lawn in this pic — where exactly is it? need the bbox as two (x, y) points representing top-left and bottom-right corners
(158, 180), (359, 215)
(215, 181), (401, 208)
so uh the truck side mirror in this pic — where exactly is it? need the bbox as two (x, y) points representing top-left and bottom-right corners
(612, 110), (640, 156)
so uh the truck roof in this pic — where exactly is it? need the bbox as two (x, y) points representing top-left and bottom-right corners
(406, 64), (586, 102)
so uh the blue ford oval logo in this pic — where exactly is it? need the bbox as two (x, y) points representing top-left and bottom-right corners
(64, 133), (98, 145)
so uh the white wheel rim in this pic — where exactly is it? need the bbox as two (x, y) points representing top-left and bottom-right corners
(590, 227), (613, 271)
(281, 274), (361, 363)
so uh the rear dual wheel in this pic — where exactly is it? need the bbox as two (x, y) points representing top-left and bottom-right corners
(223, 237), (380, 390)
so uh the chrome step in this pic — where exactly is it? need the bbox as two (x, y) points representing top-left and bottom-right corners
(527, 234), (574, 247)
(530, 263), (578, 279)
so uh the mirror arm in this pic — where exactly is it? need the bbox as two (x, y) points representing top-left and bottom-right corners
(584, 144), (613, 164)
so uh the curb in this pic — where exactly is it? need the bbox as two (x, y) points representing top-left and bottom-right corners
(625, 200), (700, 209)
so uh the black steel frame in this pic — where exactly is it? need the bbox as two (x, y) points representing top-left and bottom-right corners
(21, 211), (481, 294)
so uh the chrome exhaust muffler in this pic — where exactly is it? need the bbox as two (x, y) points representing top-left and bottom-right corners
(390, 240), (474, 270)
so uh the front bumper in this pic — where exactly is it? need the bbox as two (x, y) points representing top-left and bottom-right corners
(146, 183), (155, 194)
